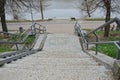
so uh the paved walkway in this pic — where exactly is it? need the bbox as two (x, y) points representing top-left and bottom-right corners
(0, 21), (104, 34)
(0, 34), (114, 80)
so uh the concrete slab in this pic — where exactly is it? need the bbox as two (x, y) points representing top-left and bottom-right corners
(0, 34), (115, 80)
(33, 34), (44, 50)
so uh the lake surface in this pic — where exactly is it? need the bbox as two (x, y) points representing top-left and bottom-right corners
(6, 0), (117, 20)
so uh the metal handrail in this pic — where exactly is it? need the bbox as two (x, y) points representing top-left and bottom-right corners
(0, 23), (47, 67)
(0, 31), (19, 42)
(30, 22), (46, 34)
(30, 22), (47, 51)
(74, 17), (120, 60)
(0, 29), (31, 50)
(85, 17), (120, 36)
(0, 22), (47, 50)
(74, 22), (88, 44)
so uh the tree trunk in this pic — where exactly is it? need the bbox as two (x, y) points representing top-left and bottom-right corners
(103, 0), (111, 37)
(0, 9), (8, 32)
(40, 0), (44, 20)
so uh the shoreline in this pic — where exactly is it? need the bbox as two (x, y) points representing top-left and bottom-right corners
(1, 18), (106, 23)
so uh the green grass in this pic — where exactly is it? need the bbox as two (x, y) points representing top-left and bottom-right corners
(84, 18), (105, 21)
(84, 18), (114, 21)
(96, 31), (104, 34)
(0, 44), (13, 52)
(83, 28), (120, 58)
(83, 29), (92, 32)
(96, 31), (120, 41)
(88, 30), (120, 58)
(25, 35), (35, 44)
(0, 35), (35, 53)
(96, 30), (120, 35)
(91, 44), (117, 58)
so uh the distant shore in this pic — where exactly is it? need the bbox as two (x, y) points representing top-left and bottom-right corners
(0, 18), (107, 23)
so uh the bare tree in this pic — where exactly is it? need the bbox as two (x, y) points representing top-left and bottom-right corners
(6, 0), (31, 20)
(6, 0), (19, 20)
(80, 0), (120, 37)
(0, 0), (30, 32)
(5, 0), (49, 21)
(32, 0), (50, 20)
(95, 0), (120, 37)
(79, 0), (98, 17)
(0, 0), (49, 33)
(36, 0), (50, 20)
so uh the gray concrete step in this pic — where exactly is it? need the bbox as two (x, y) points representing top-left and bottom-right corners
(43, 34), (82, 52)
(0, 34), (114, 80)
(33, 34), (45, 50)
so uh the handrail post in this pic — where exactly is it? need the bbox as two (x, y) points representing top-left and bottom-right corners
(13, 34), (19, 50)
(86, 37), (89, 50)
(117, 41), (120, 60)
(39, 26), (41, 33)
(15, 43), (19, 50)
(31, 23), (36, 35)
(93, 32), (99, 55)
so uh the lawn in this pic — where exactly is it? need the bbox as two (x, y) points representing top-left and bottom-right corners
(25, 35), (36, 46)
(91, 44), (117, 58)
(84, 18), (114, 21)
(0, 34), (14, 52)
(86, 30), (120, 58)
(0, 34), (35, 53)
(0, 44), (13, 52)
(84, 18), (105, 21)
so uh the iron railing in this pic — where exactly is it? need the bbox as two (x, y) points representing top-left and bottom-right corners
(74, 17), (120, 60)
(30, 22), (46, 35)
(0, 23), (47, 66)
(0, 22), (46, 50)
(0, 29), (31, 50)
(30, 22), (47, 50)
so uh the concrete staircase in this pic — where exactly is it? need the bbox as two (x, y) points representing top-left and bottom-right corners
(0, 34), (114, 80)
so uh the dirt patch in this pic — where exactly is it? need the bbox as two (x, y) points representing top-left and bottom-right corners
(88, 32), (120, 42)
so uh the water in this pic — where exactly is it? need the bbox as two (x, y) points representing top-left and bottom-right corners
(6, 0), (118, 20)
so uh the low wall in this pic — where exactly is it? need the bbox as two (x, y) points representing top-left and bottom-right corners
(113, 60), (120, 80)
